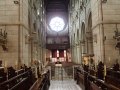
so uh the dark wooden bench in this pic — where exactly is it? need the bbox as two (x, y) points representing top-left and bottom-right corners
(29, 70), (50, 90)
(74, 67), (120, 90)
(106, 69), (120, 89)
(0, 68), (35, 90)
(106, 75), (120, 89)
(90, 81), (102, 90)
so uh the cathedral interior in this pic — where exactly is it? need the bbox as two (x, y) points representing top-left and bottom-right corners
(0, 0), (120, 90)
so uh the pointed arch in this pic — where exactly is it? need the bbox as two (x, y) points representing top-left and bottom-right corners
(81, 22), (85, 43)
(81, 22), (86, 55)
(87, 12), (94, 55)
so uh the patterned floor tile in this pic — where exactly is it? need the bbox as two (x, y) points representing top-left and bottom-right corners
(49, 80), (82, 90)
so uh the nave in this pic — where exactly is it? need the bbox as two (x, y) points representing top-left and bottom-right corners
(0, 0), (120, 90)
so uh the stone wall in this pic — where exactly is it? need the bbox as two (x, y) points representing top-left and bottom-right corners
(102, 0), (120, 66)
(0, 0), (46, 69)
(0, 0), (19, 68)
(69, 0), (120, 67)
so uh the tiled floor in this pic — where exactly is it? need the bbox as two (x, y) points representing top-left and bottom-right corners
(49, 80), (82, 90)
(51, 66), (73, 80)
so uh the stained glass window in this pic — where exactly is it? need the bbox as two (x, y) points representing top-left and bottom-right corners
(49, 17), (65, 32)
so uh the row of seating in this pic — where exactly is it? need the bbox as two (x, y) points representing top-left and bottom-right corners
(0, 65), (29, 83)
(0, 67), (36, 90)
(105, 69), (120, 89)
(29, 70), (50, 90)
(74, 67), (120, 90)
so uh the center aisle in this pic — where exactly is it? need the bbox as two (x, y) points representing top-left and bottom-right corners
(49, 79), (82, 90)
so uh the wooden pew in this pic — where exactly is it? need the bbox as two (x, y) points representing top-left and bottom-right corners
(77, 72), (84, 86)
(29, 70), (50, 90)
(74, 67), (85, 89)
(29, 78), (42, 90)
(106, 75), (120, 88)
(88, 74), (120, 90)
(0, 67), (7, 83)
(105, 69), (120, 89)
(15, 69), (24, 75)
(74, 66), (120, 90)
(89, 69), (96, 76)
(89, 81), (102, 90)
(0, 68), (35, 90)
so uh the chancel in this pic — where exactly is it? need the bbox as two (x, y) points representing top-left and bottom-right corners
(0, 0), (120, 90)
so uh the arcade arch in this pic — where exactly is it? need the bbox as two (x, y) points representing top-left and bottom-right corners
(86, 13), (94, 55)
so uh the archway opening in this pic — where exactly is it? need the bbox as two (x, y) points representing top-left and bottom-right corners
(81, 22), (86, 54)
(87, 13), (94, 55)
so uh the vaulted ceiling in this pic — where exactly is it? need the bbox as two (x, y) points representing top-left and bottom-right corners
(44, 0), (69, 12)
